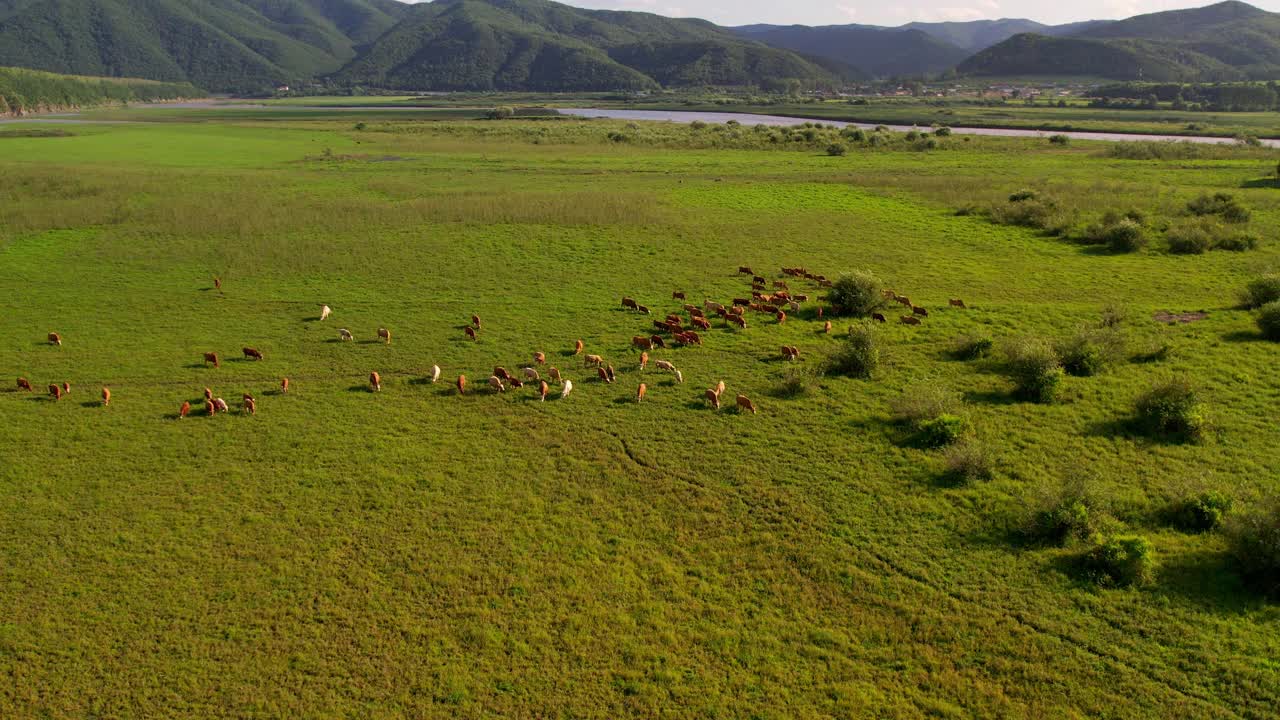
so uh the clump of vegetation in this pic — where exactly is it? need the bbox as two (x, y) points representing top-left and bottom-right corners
(1001, 337), (1064, 403)
(1056, 327), (1124, 377)
(1163, 217), (1255, 254)
(1078, 535), (1157, 587)
(825, 271), (884, 317)
(774, 366), (818, 397)
(1187, 192), (1250, 223)
(1099, 303), (1128, 328)
(1133, 376), (1206, 442)
(840, 127), (866, 142)
(951, 333), (994, 360)
(486, 106), (515, 119)
(1242, 274), (1279, 307)
(940, 440), (994, 483)
(934, 126), (952, 137)
(916, 414), (968, 448)
(889, 382), (960, 426)
(1169, 490), (1233, 532)
(1048, 134), (1070, 145)
(1224, 496), (1280, 598)
(1103, 218), (1147, 252)
(989, 190), (1073, 235)
(827, 324), (879, 378)
(1257, 301), (1280, 341)
(1023, 475), (1103, 545)
(826, 142), (847, 157)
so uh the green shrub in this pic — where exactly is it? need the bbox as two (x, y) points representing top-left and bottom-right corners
(905, 130), (920, 141)
(1079, 535), (1157, 587)
(774, 366), (818, 398)
(1048, 134), (1070, 145)
(951, 333), (994, 360)
(1056, 327), (1124, 377)
(990, 193), (1073, 235)
(1224, 497), (1280, 598)
(689, 120), (707, 130)
(1024, 476), (1100, 545)
(1257, 301), (1280, 340)
(353, 122), (367, 131)
(934, 126), (952, 137)
(941, 440), (993, 483)
(1243, 275), (1280, 308)
(1104, 218), (1148, 252)
(840, 127), (866, 142)
(827, 324), (879, 378)
(1214, 231), (1258, 251)
(1002, 337), (1063, 403)
(889, 382), (960, 426)
(1133, 376), (1206, 442)
(916, 414), (967, 448)
(825, 271), (885, 317)
(1165, 218), (1217, 254)
(826, 142), (847, 157)
(1187, 192), (1250, 223)
(1170, 491), (1232, 532)
(1008, 188), (1039, 202)
(1099, 303), (1128, 328)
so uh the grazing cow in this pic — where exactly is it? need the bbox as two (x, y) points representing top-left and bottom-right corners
(205, 400), (216, 416)
(782, 346), (797, 361)
(871, 313), (886, 323)
(524, 367), (540, 381)
(489, 376), (505, 393)
(204, 387), (213, 402)
(773, 281), (788, 290)
(636, 383), (646, 402)
(378, 328), (392, 344)
(539, 380), (549, 401)
(214, 277), (222, 291)
(665, 313), (683, 326)
(637, 305), (650, 315)
(705, 300), (725, 313)
(633, 336), (653, 351)
(457, 375), (467, 395)
(655, 360), (675, 372)
(243, 396), (256, 415)
(716, 380), (726, 396)
(727, 315), (747, 329)
(548, 367), (562, 383)
(789, 346), (800, 360)
(102, 387), (110, 407)
(584, 354), (604, 368)
(574, 339), (584, 356)
(705, 388), (721, 410)
(736, 394), (757, 415)
(650, 335), (666, 349)
(48, 332), (62, 346)
(471, 315), (482, 329)
(179, 401), (190, 419)
(561, 379), (574, 398)
(794, 294), (808, 302)
(732, 298), (750, 307)
(738, 266), (753, 275)
(202, 352), (220, 368)
(824, 321), (832, 334)
(673, 291), (686, 300)
(789, 302), (800, 313)
(62, 382), (70, 395)
(817, 306), (824, 319)
(320, 305), (332, 321)
(639, 351), (649, 370)
(882, 289), (897, 299)
(494, 367), (511, 381)
(213, 398), (229, 413)
(775, 311), (786, 324)
(692, 317), (711, 330)
(17, 377), (32, 392)
(674, 370), (683, 384)
(950, 298), (967, 309)
(753, 275), (766, 285)
(901, 315), (921, 326)
(243, 347), (263, 361)
(622, 297), (638, 310)
(597, 367), (609, 382)
(339, 328), (354, 342)
(685, 331), (702, 345)
(282, 377), (290, 394)
(819, 280), (833, 288)
(465, 326), (477, 341)
(48, 384), (62, 401)
(430, 365), (441, 383)
(606, 365), (616, 383)
(912, 306), (929, 317)
(654, 320), (671, 333)
(510, 379), (524, 388)
(896, 296), (912, 307)
(369, 371), (381, 392)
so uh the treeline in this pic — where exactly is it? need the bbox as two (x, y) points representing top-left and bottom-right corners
(0, 67), (201, 115)
(1091, 82), (1280, 112)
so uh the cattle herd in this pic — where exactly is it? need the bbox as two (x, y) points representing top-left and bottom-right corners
(13, 267), (965, 419)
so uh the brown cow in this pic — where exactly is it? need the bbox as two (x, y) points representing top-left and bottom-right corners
(639, 351), (649, 370)
(494, 367), (511, 381)
(533, 351), (546, 365)
(912, 306), (929, 317)
(633, 336), (654, 351)
(896, 296), (912, 307)
(574, 339), (584, 355)
(523, 367), (540, 381)
(655, 360), (676, 372)
(753, 276), (767, 285)
(817, 306), (824, 319)
(650, 335), (666, 349)
(705, 388), (721, 410)
(471, 314), (482, 329)
(369, 371), (381, 392)
(871, 313), (886, 323)
(214, 276), (222, 291)
(548, 367), (562, 383)
(824, 321), (832, 334)
(62, 382), (70, 396)
(48, 332), (62, 346)
(205, 400), (216, 416)
(606, 365), (616, 383)
(950, 298), (967, 309)
(672, 291), (686, 300)
(716, 380), (726, 396)
(584, 354), (604, 368)
(794, 294), (808, 302)
(243, 396), (256, 415)
(378, 328), (392, 344)
(539, 380), (550, 401)
(204, 352), (220, 368)
(775, 311), (786, 324)
(243, 347), (263, 361)
(727, 315), (747, 329)
(509, 378), (524, 389)
(281, 377), (290, 394)
(204, 387), (213, 402)
(179, 401), (190, 419)
(901, 316), (921, 326)
(597, 367), (609, 382)
(738, 266), (754, 275)
(48, 384), (61, 401)
(102, 387), (111, 407)
(636, 383), (646, 402)
(17, 377), (32, 391)
(457, 375), (467, 395)
(622, 297), (638, 310)
(732, 297), (750, 306)
(488, 376), (505, 393)
(637, 305), (650, 315)
(465, 326), (477, 341)
(692, 317), (711, 330)
(736, 394), (757, 415)
(773, 280), (788, 290)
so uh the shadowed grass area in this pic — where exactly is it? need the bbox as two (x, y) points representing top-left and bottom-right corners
(1, 116), (1279, 718)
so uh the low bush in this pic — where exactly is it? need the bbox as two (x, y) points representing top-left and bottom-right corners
(1187, 192), (1250, 223)
(827, 324), (879, 378)
(934, 126), (952, 137)
(1099, 303), (1128, 328)
(1243, 275), (1280, 308)
(1165, 217), (1218, 254)
(1224, 496), (1280, 598)
(951, 333), (994, 360)
(1133, 376), (1206, 442)
(1079, 535), (1157, 587)
(825, 271), (885, 317)
(774, 366), (818, 397)
(916, 414), (968, 448)
(1008, 188), (1039, 202)
(1048, 134), (1070, 145)
(1257, 301), (1280, 341)
(1104, 218), (1148, 252)
(840, 127), (866, 142)
(1024, 475), (1101, 545)
(941, 440), (994, 483)
(1056, 327), (1124, 377)
(1170, 490), (1232, 532)
(1213, 231), (1259, 252)
(990, 192), (1073, 235)
(889, 382), (960, 426)
(826, 142), (847, 157)
(1002, 337), (1064, 403)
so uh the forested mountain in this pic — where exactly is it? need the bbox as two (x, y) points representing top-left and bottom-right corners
(731, 25), (969, 78)
(958, 1), (1280, 81)
(333, 0), (853, 91)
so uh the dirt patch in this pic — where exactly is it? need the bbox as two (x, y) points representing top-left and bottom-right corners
(1153, 310), (1208, 324)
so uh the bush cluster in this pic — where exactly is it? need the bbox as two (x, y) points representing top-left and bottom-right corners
(1055, 327), (1124, 377)
(917, 414), (968, 448)
(1024, 476), (1101, 545)
(1002, 337), (1064, 403)
(827, 324), (879, 378)
(825, 271), (884, 317)
(1187, 192), (1251, 223)
(989, 191), (1073, 235)
(1079, 535), (1157, 587)
(941, 440), (994, 483)
(1132, 376), (1206, 442)
(1224, 497), (1280, 598)
(1165, 217), (1258, 254)
(1170, 491), (1233, 532)
(1257, 301), (1280, 341)
(889, 383), (968, 447)
(951, 333), (994, 360)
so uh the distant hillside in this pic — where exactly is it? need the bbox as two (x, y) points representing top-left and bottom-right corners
(0, 0), (408, 93)
(335, 0), (851, 91)
(0, 65), (201, 115)
(731, 25), (968, 78)
(903, 19), (1047, 52)
(959, 1), (1280, 81)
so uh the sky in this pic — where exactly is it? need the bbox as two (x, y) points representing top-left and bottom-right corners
(404, 0), (1280, 26)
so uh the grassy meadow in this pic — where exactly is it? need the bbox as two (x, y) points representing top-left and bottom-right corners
(2, 113), (1280, 718)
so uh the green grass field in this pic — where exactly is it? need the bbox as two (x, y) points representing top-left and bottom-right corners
(3, 114), (1280, 718)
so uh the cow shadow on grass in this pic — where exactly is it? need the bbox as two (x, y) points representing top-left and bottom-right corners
(1222, 330), (1266, 343)
(1155, 549), (1259, 613)
(346, 385), (374, 393)
(79, 401), (102, 408)
(356, 340), (383, 346)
